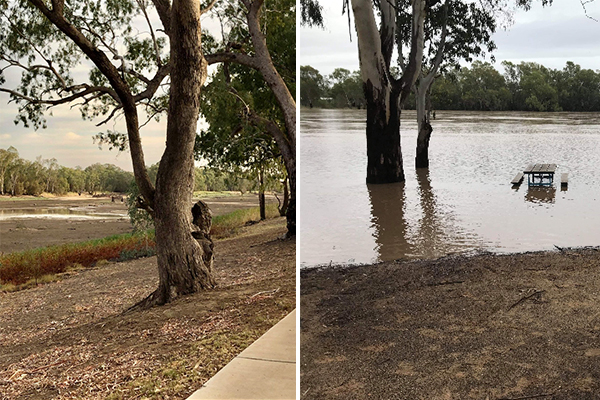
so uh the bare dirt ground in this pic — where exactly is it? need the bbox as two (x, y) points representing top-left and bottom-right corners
(301, 247), (600, 400)
(0, 217), (294, 400)
(0, 194), (273, 253)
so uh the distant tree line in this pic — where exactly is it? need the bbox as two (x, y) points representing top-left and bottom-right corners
(301, 61), (600, 112)
(0, 147), (272, 197)
(0, 147), (133, 196)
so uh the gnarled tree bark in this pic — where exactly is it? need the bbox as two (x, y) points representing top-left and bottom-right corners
(137, 0), (215, 308)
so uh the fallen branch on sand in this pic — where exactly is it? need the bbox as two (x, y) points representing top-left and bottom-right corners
(426, 280), (465, 287)
(508, 290), (545, 311)
(497, 389), (557, 399)
(250, 288), (280, 298)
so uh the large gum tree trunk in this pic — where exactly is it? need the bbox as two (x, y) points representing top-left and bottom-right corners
(365, 83), (404, 183)
(146, 0), (214, 306)
(352, 0), (425, 184)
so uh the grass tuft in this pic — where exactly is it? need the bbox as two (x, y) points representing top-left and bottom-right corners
(210, 203), (280, 238)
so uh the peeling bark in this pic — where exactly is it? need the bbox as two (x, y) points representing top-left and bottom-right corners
(414, 3), (447, 169)
(352, 0), (426, 183)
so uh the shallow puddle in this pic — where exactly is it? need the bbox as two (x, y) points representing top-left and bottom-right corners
(0, 207), (127, 221)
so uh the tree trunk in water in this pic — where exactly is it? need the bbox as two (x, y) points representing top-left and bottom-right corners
(365, 83), (404, 183)
(351, 0), (425, 184)
(258, 167), (266, 221)
(138, 0), (214, 307)
(415, 85), (432, 168)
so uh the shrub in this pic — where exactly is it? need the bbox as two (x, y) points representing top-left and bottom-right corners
(0, 232), (155, 286)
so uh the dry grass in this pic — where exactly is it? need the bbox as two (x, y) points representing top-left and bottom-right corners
(0, 217), (295, 400)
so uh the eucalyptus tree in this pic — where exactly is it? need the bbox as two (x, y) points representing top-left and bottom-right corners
(6, 156), (23, 195)
(396, 0), (496, 168)
(348, 0), (426, 183)
(0, 0), (218, 306)
(328, 68), (365, 108)
(0, 146), (19, 195)
(196, 71), (288, 221)
(300, 65), (326, 107)
(203, 0), (296, 235)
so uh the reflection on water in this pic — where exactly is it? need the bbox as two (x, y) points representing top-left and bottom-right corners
(0, 207), (127, 221)
(301, 109), (600, 267)
(368, 182), (411, 261)
(525, 187), (556, 204)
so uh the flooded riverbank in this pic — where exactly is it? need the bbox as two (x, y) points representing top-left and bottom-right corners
(300, 109), (600, 267)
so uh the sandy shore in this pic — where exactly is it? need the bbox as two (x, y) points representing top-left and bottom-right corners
(301, 247), (600, 399)
(0, 194), (273, 253)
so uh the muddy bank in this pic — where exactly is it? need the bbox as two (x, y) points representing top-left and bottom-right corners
(0, 217), (294, 400)
(0, 194), (274, 253)
(301, 247), (600, 400)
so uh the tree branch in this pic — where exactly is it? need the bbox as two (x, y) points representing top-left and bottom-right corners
(200, 0), (218, 15)
(423, 0), (448, 84)
(151, 0), (172, 37)
(0, 86), (118, 107)
(0, 10), (70, 90)
(580, 0), (598, 21)
(397, 0), (426, 105)
(25, 0), (156, 206)
(136, 0), (163, 66)
(246, 110), (293, 169)
(133, 63), (170, 102)
(205, 52), (260, 69)
(95, 105), (123, 126)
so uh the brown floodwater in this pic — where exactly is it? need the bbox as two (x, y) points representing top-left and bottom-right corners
(300, 109), (600, 267)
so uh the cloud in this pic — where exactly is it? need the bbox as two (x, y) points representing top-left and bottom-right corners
(63, 131), (83, 141)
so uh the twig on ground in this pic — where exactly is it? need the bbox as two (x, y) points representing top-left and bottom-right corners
(508, 290), (545, 311)
(250, 288), (280, 298)
(8, 359), (66, 381)
(427, 280), (464, 287)
(554, 245), (565, 253)
(497, 390), (557, 399)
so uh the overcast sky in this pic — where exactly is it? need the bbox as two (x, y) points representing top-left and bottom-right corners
(1, 2), (599, 170)
(0, 12), (220, 172)
(300, 0), (600, 76)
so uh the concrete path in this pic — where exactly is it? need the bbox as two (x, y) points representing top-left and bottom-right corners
(187, 309), (296, 400)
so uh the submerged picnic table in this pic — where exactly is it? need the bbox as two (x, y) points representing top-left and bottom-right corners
(524, 163), (557, 186)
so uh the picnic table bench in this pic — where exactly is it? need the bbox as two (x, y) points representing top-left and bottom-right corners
(523, 163), (557, 187)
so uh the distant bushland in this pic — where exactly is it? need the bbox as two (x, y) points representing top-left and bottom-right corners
(0, 147), (283, 197)
(301, 61), (600, 112)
